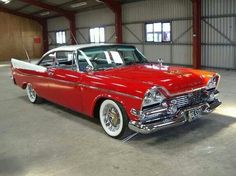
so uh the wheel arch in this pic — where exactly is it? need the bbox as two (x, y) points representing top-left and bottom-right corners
(22, 82), (28, 89)
(92, 94), (127, 119)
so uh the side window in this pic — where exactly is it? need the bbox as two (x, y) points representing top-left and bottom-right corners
(56, 51), (76, 70)
(38, 53), (55, 67)
(77, 52), (89, 72)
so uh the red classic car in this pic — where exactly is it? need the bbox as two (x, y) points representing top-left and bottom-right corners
(11, 44), (221, 138)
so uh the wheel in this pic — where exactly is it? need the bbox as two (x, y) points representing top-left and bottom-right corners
(26, 83), (43, 104)
(99, 99), (128, 138)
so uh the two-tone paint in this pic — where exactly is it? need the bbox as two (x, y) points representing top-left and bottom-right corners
(11, 60), (216, 122)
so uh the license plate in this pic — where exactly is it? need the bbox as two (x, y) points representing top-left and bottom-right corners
(188, 108), (202, 122)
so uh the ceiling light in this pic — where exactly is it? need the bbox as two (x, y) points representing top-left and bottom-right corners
(39, 11), (50, 16)
(1, 0), (11, 4)
(70, 2), (87, 8)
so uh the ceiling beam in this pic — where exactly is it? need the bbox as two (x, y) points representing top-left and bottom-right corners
(0, 5), (41, 22)
(14, 4), (31, 12)
(18, 0), (74, 17)
(100, 0), (119, 13)
(17, 0), (77, 45)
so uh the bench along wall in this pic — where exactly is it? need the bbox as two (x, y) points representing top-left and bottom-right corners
(0, 12), (43, 61)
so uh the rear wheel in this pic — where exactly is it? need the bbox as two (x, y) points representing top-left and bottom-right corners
(26, 83), (43, 104)
(99, 100), (128, 138)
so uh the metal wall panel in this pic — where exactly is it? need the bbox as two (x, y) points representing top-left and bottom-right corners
(46, 0), (236, 69)
(123, 24), (143, 43)
(144, 45), (171, 63)
(76, 29), (89, 44)
(122, 0), (192, 23)
(75, 8), (114, 28)
(202, 0), (236, 69)
(202, 17), (235, 44)
(172, 45), (192, 65)
(172, 20), (192, 43)
(105, 26), (116, 43)
(202, 45), (235, 68)
(121, 0), (192, 65)
(202, 0), (236, 16)
(47, 17), (69, 31)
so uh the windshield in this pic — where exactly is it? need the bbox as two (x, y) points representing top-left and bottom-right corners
(77, 45), (148, 71)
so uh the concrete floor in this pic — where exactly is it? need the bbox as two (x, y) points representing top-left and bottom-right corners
(0, 64), (236, 176)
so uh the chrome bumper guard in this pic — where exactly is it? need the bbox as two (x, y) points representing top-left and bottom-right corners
(128, 99), (221, 134)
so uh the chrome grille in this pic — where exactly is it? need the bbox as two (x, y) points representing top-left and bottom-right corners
(170, 90), (203, 109)
(174, 95), (189, 108)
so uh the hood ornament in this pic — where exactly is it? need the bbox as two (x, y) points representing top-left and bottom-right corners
(157, 58), (164, 66)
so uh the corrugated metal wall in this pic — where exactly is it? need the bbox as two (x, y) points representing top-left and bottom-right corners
(47, 0), (236, 69)
(47, 0), (193, 66)
(202, 0), (236, 69)
(122, 0), (192, 65)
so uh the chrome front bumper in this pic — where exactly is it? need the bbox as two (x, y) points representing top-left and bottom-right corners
(128, 99), (221, 134)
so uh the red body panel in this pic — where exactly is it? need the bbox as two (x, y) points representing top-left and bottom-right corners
(12, 63), (215, 122)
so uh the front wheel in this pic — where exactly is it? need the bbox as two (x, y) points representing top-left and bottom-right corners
(26, 83), (43, 104)
(99, 100), (128, 138)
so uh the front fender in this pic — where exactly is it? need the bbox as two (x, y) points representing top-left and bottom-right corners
(83, 89), (142, 121)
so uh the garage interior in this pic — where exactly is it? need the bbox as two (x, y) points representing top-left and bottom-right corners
(0, 0), (236, 176)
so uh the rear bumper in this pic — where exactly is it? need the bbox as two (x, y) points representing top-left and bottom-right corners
(128, 99), (221, 134)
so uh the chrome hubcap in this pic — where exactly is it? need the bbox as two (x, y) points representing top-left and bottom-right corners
(103, 104), (120, 132)
(27, 84), (36, 100)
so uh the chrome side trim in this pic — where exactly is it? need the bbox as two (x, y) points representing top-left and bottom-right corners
(14, 71), (142, 100)
(78, 84), (142, 100)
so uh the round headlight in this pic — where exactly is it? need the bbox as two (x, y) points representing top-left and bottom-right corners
(206, 75), (219, 90)
(142, 87), (165, 107)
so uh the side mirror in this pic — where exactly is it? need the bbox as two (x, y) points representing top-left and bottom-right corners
(49, 53), (55, 58)
(85, 65), (93, 72)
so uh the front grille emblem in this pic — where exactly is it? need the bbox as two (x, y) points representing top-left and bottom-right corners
(170, 99), (177, 105)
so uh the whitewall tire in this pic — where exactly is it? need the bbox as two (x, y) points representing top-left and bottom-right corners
(26, 83), (43, 104)
(99, 100), (128, 138)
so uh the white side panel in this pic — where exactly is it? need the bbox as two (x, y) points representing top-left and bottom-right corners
(11, 58), (47, 72)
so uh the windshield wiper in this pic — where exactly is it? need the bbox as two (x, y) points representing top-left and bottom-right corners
(126, 61), (146, 65)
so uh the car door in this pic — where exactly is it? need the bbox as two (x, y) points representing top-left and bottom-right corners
(34, 52), (56, 99)
(46, 51), (83, 112)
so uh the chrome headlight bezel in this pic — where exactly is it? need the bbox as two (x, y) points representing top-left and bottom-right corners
(142, 86), (165, 108)
(206, 74), (220, 90)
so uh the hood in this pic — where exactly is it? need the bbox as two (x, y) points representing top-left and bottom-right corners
(98, 64), (208, 96)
